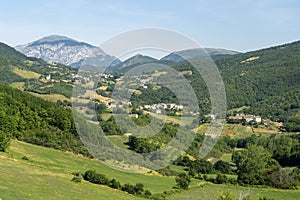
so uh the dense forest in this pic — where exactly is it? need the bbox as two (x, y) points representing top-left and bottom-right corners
(0, 84), (89, 156)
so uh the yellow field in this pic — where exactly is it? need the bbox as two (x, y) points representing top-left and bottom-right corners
(179, 70), (193, 76)
(28, 92), (70, 102)
(145, 111), (183, 125)
(152, 71), (168, 77)
(83, 90), (111, 104)
(101, 113), (113, 121)
(13, 67), (41, 79)
(99, 85), (108, 90)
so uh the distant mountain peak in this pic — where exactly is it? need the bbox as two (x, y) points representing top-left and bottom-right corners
(15, 36), (118, 69)
(34, 35), (76, 43)
(161, 48), (240, 62)
(27, 35), (94, 48)
(124, 54), (156, 61)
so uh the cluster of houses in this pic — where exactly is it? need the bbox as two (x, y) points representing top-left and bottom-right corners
(95, 73), (114, 79)
(139, 103), (183, 114)
(71, 73), (114, 84)
(107, 101), (132, 109)
(228, 113), (262, 123)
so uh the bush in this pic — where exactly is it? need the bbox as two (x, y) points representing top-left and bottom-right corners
(175, 173), (191, 190)
(214, 160), (232, 174)
(189, 158), (214, 175)
(214, 173), (228, 184)
(22, 156), (29, 161)
(83, 170), (109, 185)
(109, 178), (121, 189)
(71, 172), (83, 183)
(122, 183), (144, 195)
(144, 189), (152, 197)
(82, 170), (152, 197)
(0, 131), (10, 152)
(122, 183), (136, 194)
(157, 166), (180, 177)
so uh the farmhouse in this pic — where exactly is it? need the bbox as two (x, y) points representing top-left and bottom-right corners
(229, 113), (262, 123)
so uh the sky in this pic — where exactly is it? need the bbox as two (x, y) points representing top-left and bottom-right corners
(1, 0), (300, 53)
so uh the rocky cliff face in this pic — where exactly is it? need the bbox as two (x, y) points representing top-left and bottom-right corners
(15, 35), (119, 70)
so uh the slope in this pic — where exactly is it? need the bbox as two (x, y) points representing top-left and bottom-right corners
(0, 140), (142, 200)
(0, 140), (178, 199)
(0, 42), (77, 98)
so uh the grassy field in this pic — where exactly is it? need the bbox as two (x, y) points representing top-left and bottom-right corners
(0, 142), (143, 200)
(168, 183), (300, 200)
(83, 90), (111, 104)
(219, 153), (233, 163)
(107, 135), (130, 150)
(28, 92), (70, 102)
(13, 67), (41, 79)
(1, 140), (299, 200)
(0, 140), (180, 199)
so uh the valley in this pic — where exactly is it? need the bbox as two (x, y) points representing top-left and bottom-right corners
(0, 38), (299, 200)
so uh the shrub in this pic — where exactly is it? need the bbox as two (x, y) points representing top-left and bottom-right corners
(71, 172), (83, 183)
(108, 178), (121, 189)
(175, 173), (191, 190)
(22, 156), (29, 161)
(214, 173), (228, 184)
(83, 170), (109, 185)
(122, 183), (136, 194)
(0, 131), (10, 152)
(214, 160), (232, 174)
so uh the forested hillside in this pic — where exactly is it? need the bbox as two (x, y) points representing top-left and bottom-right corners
(127, 41), (300, 128)
(215, 41), (300, 120)
(0, 84), (88, 155)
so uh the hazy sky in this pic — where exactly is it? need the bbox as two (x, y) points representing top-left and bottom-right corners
(1, 0), (299, 52)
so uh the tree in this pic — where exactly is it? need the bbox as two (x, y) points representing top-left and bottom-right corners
(122, 183), (136, 194)
(214, 160), (232, 174)
(214, 173), (228, 184)
(0, 131), (10, 152)
(109, 178), (121, 189)
(175, 173), (191, 190)
(234, 145), (279, 185)
(189, 158), (214, 175)
(269, 168), (298, 189)
(134, 183), (144, 195)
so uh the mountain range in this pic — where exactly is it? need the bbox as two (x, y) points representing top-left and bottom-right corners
(15, 35), (239, 71)
(1, 37), (299, 124)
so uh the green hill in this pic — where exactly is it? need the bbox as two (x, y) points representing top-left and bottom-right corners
(1, 140), (202, 199)
(0, 140), (143, 200)
(127, 41), (300, 126)
(0, 42), (76, 98)
(0, 84), (88, 155)
(215, 40), (300, 120)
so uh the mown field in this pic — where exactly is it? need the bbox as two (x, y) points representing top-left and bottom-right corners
(0, 140), (299, 200)
(0, 141), (175, 194)
(0, 146), (141, 199)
